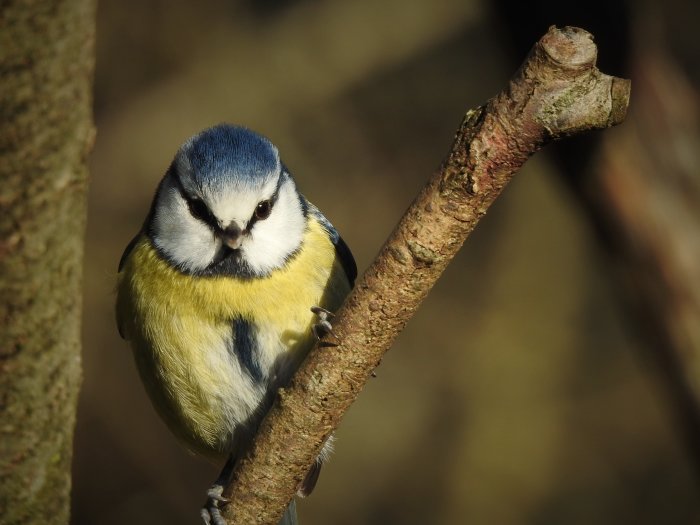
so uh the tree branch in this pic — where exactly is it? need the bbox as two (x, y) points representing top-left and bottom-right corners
(221, 26), (630, 524)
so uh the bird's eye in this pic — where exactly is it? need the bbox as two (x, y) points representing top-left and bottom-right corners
(254, 200), (271, 221)
(187, 198), (212, 223)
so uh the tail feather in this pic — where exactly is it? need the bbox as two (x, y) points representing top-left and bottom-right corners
(297, 461), (322, 497)
(278, 500), (298, 525)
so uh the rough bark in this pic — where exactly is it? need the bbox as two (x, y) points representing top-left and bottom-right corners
(0, 1), (96, 523)
(220, 26), (630, 524)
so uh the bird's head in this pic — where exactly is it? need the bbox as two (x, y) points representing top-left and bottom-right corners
(148, 125), (306, 277)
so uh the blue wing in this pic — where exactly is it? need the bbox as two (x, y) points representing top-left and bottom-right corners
(306, 201), (357, 286)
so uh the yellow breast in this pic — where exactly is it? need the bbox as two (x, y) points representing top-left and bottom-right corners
(116, 217), (351, 458)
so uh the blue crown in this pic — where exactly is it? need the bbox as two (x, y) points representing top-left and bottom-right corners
(178, 124), (281, 191)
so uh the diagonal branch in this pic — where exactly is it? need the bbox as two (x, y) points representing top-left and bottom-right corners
(221, 26), (630, 524)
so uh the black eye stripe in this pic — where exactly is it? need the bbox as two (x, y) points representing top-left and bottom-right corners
(172, 169), (289, 230)
(187, 197), (215, 225)
(246, 173), (285, 228)
(171, 168), (217, 227)
(248, 199), (271, 228)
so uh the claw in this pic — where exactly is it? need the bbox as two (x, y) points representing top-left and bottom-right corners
(207, 484), (230, 503)
(201, 484), (229, 525)
(311, 306), (338, 342)
(201, 506), (227, 525)
(311, 305), (334, 318)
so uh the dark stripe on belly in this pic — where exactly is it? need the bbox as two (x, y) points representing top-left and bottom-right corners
(231, 318), (263, 382)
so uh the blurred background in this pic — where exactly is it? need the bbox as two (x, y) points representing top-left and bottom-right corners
(72, 0), (700, 523)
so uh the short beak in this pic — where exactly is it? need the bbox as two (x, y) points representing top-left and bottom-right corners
(221, 223), (244, 250)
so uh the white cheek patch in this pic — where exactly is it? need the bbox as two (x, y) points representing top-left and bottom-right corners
(242, 180), (306, 274)
(152, 185), (221, 272)
(151, 173), (305, 275)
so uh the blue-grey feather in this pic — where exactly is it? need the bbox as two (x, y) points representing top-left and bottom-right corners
(306, 201), (357, 286)
(178, 125), (281, 192)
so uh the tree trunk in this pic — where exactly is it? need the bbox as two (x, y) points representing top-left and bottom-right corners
(0, 1), (96, 523)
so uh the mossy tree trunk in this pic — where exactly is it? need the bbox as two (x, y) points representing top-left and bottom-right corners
(0, 1), (96, 523)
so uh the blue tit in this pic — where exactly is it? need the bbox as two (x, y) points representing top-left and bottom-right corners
(116, 124), (356, 525)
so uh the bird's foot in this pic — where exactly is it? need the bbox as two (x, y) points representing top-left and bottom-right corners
(311, 306), (338, 344)
(201, 484), (229, 525)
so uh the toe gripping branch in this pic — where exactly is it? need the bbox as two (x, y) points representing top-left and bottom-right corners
(201, 456), (235, 525)
(202, 484), (229, 525)
(311, 306), (338, 345)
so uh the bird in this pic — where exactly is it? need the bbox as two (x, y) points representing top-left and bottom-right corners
(115, 124), (357, 524)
